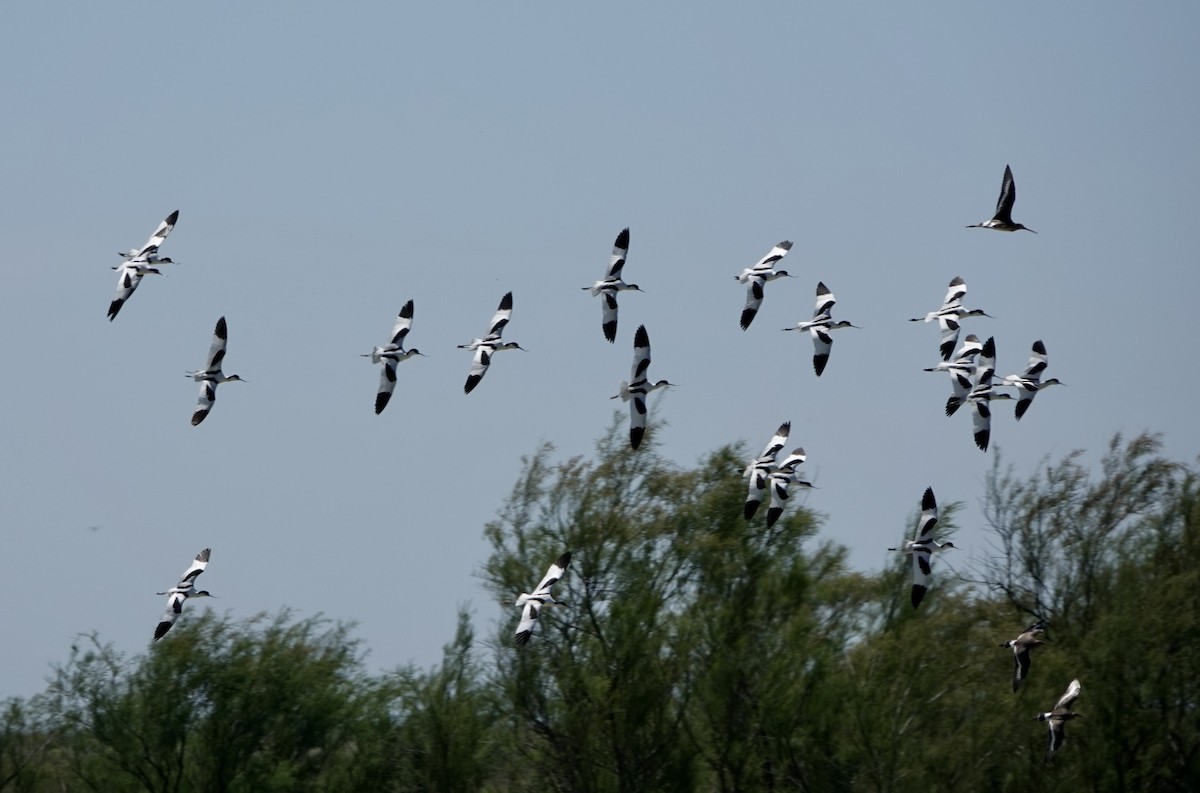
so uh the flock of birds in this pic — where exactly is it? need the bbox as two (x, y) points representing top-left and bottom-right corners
(125, 164), (1078, 757)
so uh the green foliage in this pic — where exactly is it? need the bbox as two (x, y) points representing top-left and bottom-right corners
(3, 427), (1197, 792)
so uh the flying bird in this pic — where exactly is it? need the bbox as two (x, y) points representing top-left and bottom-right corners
(107, 261), (163, 321)
(926, 334), (983, 417)
(611, 324), (673, 449)
(362, 300), (424, 414)
(736, 240), (794, 330)
(1001, 621), (1047, 692)
(154, 547), (214, 641)
(583, 228), (643, 343)
(888, 487), (956, 608)
(968, 165), (1036, 233)
(909, 276), (992, 361)
(187, 316), (246, 426)
(743, 421), (790, 520)
(514, 551), (571, 646)
(1036, 679), (1083, 757)
(782, 281), (858, 376)
(460, 292), (525, 394)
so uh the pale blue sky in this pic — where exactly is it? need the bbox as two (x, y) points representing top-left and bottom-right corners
(2, 2), (1197, 696)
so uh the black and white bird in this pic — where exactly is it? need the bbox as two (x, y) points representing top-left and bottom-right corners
(362, 300), (425, 414)
(583, 228), (643, 343)
(736, 240), (795, 330)
(968, 165), (1036, 233)
(187, 317), (246, 426)
(743, 421), (790, 520)
(996, 340), (1064, 420)
(888, 487), (955, 608)
(909, 276), (992, 361)
(460, 292), (525, 394)
(611, 325), (673, 450)
(154, 547), (214, 641)
(765, 448), (812, 529)
(1001, 621), (1046, 692)
(967, 336), (998, 452)
(1036, 679), (1083, 757)
(514, 551), (571, 646)
(107, 211), (181, 321)
(782, 281), (858, 376)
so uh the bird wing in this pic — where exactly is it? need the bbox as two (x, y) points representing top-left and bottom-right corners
(203, 317), (229, 373)
(750, 240), (793, 271)
(1055, 678), (1082, 711)
(740, 276), (765, 330)
(629, 389), (648, 450)
(486, 292), (513, 338)
(914, 487), (938, 542)
(601, 290), (619, 343)
(951, 334), (982, 362)
(757, 421), (791, 463)
(191, 379), (218, 426)
(514, 599), (541, 646)
(937, 315), (961, 362)
(744, 466), (769, 520)
(155, 592), (187, 640)
(995, 165), (1016, 220)
(534, 552), (571, 595)
(107, 264), (143, 321)
(970, 372), (993, 452)
(464, 344), (493, 394)
(389, 300), (415, 347)
(375, 360), (398, 414)
(1013, 647), (1032, 692)
(813, 281), (836, 317)
(605, 227), (630, 279)
(130, 210), (179, 259)
(631, 325), (651, 381)
(811, 325), (833, 376)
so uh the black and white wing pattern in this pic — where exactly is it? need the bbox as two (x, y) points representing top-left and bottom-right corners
(514, 552), (572, 647)
(969, 337), (997, 452)
(154, 548), (210, 640)
(486, 291), (514, 339)
(909, 487), (938, 608)
(737, 240), (792, 330)
(1045, 678), (1082, 756)
(744, 421), (790, 520)
(765, 447), (808, 528)
(191, 317), (229, 426)
(628, 325), (653, 449)
(464, 344), (494, 395)
(1013, 340), (1048, 420)
(122, 210), (179, 260)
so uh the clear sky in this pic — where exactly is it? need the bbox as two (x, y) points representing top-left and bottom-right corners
(2, 2), (1197, 697)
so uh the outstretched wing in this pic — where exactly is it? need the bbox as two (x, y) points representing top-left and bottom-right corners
(995, 165), (1016, 220)
(204, 317), (229, 373)
(812, 325), (833, 376)
(751, 240), (793, 271)
(534, 552), (571, 595)
(910, 548), (931, 608)
(514, 599), (541, 646)
(128, 210), (179, 259)
(487, 292), (513, 338)
(191, 380), (218, 426)
(601, 291), (619, 343)
(464, 344), (493, 394)
(914, 487), (938, 542)
(605, 227), (630, 280)
(107, 264), (143, 321)
(631, 325), (652, 381)
(813, 281), (836, 317)
(389, 300), (415, 347)
(375, 361), (398, 414)
(740, 276), (765, 330)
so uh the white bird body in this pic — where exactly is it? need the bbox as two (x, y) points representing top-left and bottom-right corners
(363, 300), (424, 414)
(187, 317), (246, 426)
(888, 487), (955, 608)
(154, 547), (213, 641)
(460, 292), (524, 394)
(514, 552), (571, 646)
(583, 228), (643, 343)
(736, 240), (794, 330)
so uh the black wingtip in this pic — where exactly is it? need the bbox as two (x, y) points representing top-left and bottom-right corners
(743, 500), (760, 521)
(514, 630), (531, 647)
(374, 392), (391, 414)
(555, 551), (572, 569)
(813, 354), (828, 376)
(464, 375), (481, 394)
(214, 316), (228, 339)
(633, 325), (649, 348)
(603, 321), (617, 343)
(974, 429), (990, 452)
(498, 292), (513, 310)
(614, 227), (630, 249)
(630, 426), (645, 450)
(400, 300), (415, 319)
(766, 507), (782, 528)
(911, 585), (927, 609)
(739, 309), (756, 330)
(191, 410), (209, 426)
(921, 487), (936, 510)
